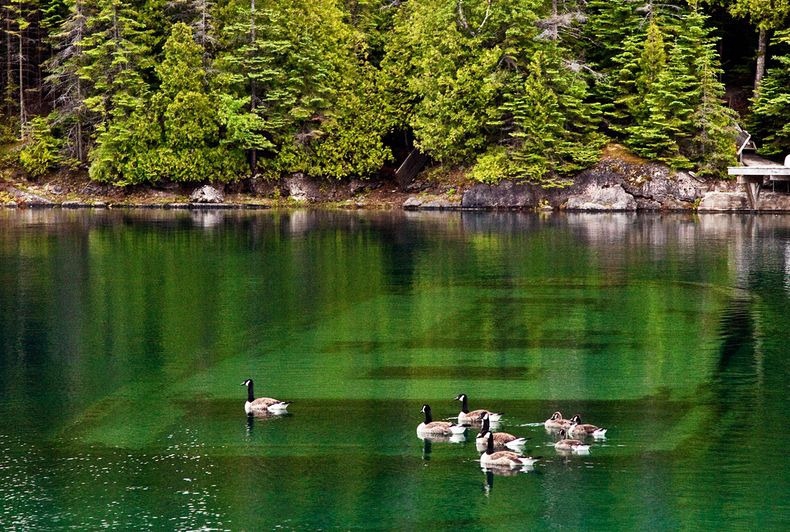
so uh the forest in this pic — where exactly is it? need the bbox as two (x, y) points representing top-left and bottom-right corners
(1, 0), (788, 187)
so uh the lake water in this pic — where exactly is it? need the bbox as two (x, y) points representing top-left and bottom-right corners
(0, 209), (788, 530)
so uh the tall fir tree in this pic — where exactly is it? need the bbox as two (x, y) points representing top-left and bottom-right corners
(749, 29), (790, 156)
(625, 5), (736, 172)
(82, 0), (153, 182)
(45, 0), (91, 162)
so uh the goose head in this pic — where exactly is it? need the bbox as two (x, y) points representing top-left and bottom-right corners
(454, 393), (467, 402)
(241, 378), (253, 387)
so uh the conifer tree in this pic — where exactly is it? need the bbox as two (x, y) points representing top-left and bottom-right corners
(625, 6), (736, 172)
(46, 0), (91, 162)
(750, 29), (790, 156)
(382, 0), (542, 164)
(476, 46), (603, 185)
(82, 0), (153, 182)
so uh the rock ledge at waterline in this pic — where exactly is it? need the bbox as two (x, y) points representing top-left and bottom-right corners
(404, 157), (790, 212)
(2, 153), (789, 212)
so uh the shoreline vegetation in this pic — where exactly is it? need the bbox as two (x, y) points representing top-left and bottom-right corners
(2, 144), (788, 212)
(0, 2), (788, 208)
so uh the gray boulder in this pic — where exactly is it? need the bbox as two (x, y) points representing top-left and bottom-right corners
(190, 185), (224, 204)
(462, 181), (536, 209)
(564, 182), (637, 211)
(284, 173), (320, 202)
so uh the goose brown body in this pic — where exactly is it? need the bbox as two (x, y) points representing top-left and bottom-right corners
(455, 393), (502, 424)
(554, 429), (591, 452)
(242, 379), (291, 415)
(475, 413), (527, 452)
(567, 414), (607, 438)
(479, 432), (537, 468)
(417, 404), (463, 436)
(544, 411), (572, 430)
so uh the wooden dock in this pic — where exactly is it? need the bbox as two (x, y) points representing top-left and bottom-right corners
(728, 153), (790, 210)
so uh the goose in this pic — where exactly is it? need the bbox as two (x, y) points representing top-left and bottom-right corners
(567, 414), (607, 438)
(241, 378), (291, 415)
(417, 404), (467, 437)
(480, 431), (538, 469)
(455, 393), (502, 424)
(475, 413), (528, 452)
(544, 411), (572, 430)
(554, 429), (591, 453)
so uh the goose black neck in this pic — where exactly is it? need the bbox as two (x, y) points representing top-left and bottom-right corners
(247, 381), (255, 402)
(423, 406), (433, 424)
(460, 395), (469, 413)
(481, 415), (490, 433)
(486, 432), (494, 455)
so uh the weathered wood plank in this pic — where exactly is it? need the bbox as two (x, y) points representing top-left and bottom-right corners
(728, 167), (790, 176)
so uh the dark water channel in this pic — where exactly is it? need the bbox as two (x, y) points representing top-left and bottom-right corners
(0, 209), (788, 530)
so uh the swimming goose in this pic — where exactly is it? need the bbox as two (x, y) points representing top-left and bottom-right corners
(544, 411), (572, 430)
(475, 413), (528, 452)
(417, 404), (467, 436)
(480, 431), (538, 469)
(554, 429), (591, 453)
(567, 414), (607, 439)
(241, 379), (291, 415)
(455, 393), (502, 424)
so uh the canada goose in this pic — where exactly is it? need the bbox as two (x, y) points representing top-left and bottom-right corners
(480, 431), (538, 469)
(475, 413), (528, 452)
(241, 378), (291, 415)
(544, 411), (572, 430)
(554, 429), (591, 453)
(417, 404), (467, 437)
(455, 393), (502, 424)
(567, 414), (607, 438)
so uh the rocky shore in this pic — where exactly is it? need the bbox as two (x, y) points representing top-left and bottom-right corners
(1, 147), (788, 212)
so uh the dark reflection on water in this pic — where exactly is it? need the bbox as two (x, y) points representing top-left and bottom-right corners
(1, 209), (789, 529)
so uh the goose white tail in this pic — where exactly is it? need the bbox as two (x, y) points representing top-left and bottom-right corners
(267, 402), (291, 413)
(593, 428), (607, 439)
(450, 425), (467, 435)
(505, 438), (527, 451)
(488, 413), (503, 422)
(573, 445), (591, 454)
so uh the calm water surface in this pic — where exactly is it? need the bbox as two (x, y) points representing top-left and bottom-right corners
(0, 209), (788, 530)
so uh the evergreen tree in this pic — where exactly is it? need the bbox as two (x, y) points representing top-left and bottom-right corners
(750, 29), (790, 156)
(46, 0), (91, 162)
(82, 0), (154, 182)
(382, 0), (542, 164)
(19, 115), (62, 176)
(625, 6), (736, 172)
(474, 47), (603, 185)
(216, 0), (387, 179)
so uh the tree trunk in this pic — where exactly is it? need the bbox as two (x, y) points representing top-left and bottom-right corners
(249, 0), (257, 176)
(754, 28), (767, 91)
(18, 29), (25, 134)
(6, 13), (12, 117)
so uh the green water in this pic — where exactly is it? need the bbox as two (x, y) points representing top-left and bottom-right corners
(0, 209), (788, 530)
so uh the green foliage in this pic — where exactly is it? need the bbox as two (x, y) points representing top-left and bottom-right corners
(19, 116), (63, 177)
(620, 7), (736, 174)
(382, 0), (542, 164)
(750, 29), (790, 156)
(91, 22), (247, 185)
(477, 47), (603, 186)
(471, 146), (510, 184)
(3, 0), (755, 186)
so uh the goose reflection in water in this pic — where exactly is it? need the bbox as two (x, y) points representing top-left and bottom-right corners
(481, 466), (529, 496)
(244, 411), (291, 437)
(419, 433), (467, 460)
